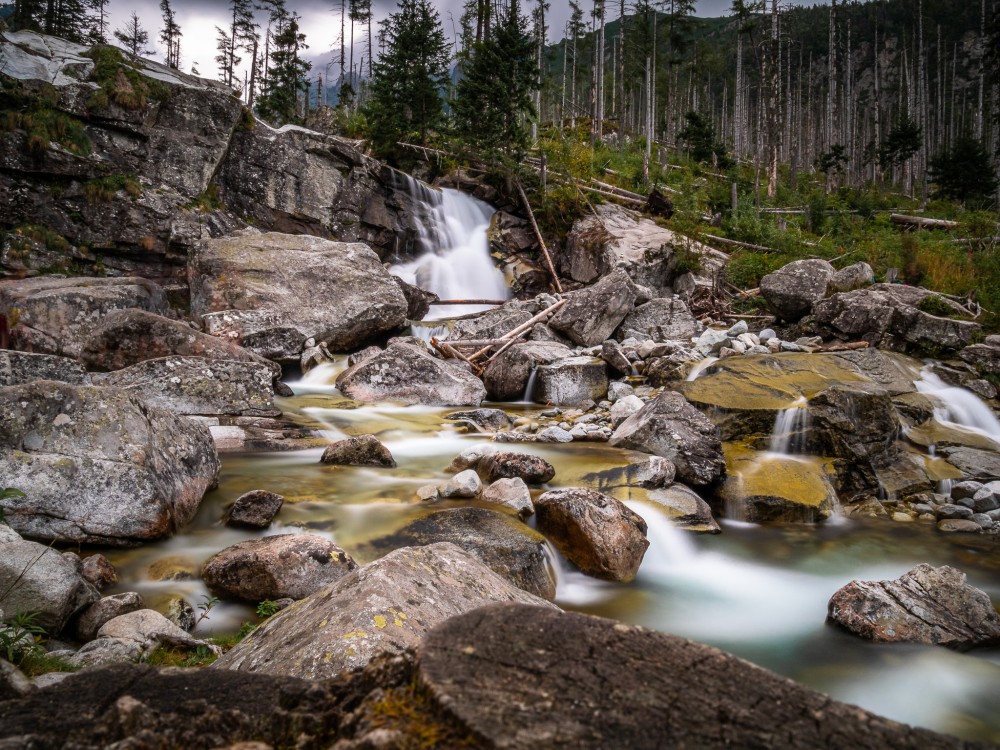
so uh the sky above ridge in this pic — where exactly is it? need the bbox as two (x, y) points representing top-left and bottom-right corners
(110, 0), (832, 83)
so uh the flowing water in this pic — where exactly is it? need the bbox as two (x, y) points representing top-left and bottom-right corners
(94, 197), (1000, 744)
(768, 396), (811, 456)
(916, 367), (1000, 442)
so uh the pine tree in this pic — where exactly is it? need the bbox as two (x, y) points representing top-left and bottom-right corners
(453, 0), (536, 155)
(928, 136), (999, 207)
(365, 0), (450, 155)
(159, 0), (182, 69)
(256, 0), (311, 125)
(114, 12), (153, 59)
(216, 0), (257, 90)
(89, 0), (110, 43)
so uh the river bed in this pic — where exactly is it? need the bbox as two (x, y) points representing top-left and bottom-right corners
(99, 380), (1000, 745)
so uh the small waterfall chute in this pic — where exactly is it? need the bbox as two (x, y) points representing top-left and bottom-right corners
(915, 368), (1000, 441)
(767, 396), (810, 456)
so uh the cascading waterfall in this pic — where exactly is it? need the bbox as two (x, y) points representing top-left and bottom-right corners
(389, 173), (510, 333)
(915, 367), (1000, 441)
(768, 396), (811, 456)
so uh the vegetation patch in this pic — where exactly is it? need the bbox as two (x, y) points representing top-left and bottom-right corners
(0, 79), (91, 157)
(82, 175), (142, 202)
(84, 46), (171, 111)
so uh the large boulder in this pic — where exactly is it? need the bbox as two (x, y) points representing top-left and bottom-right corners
(759, 259), (835, 322)
(413, 603), (976, 750)
(0, 382), (220, 546)
(0, 277), (169, 358)
(0, 350), (89, 386)
(808, 383), (900, 469)
(189, 231), (408, 359)
(549, 269), (638, 346)
(212, 543), (556, 678)
(80, 309), (278, 375)
(828, 564), (1000, 649)
(536, 488), (649, 582)
(368, 507), (555, 599)
(92, 356), (280, 417)
(201, 534), (357, 603)
(448, 305), (532, 341)
(336, 341), (485, 406)
(610, 390), (725, 486)
(615, 296), (703, 342)
(959, 336), (1000, 377)
(481, 340), (574, 401)
(0, 538), (99, 633)
(532, 357), (609, 405)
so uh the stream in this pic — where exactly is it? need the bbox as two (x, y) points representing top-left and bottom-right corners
(101, 180), (1000, 744)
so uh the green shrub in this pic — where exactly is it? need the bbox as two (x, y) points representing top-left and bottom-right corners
(83, 175), (142, 202)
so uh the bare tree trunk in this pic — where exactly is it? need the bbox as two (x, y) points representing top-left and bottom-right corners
(766, 0), (781, 198)
(873, 21), (881, 185)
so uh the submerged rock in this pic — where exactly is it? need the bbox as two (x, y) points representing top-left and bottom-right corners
(336, 341), (485, 406)
(201, 534), (357, 603)
(0, 382), (220, 546)
(536, 487), (649, 582)
(222, 490), (285, 529)
(369, 508), (554, 599)
(610, 390), (725, 486)
(190, 231), (408, 359)
(212, 543), (555, 678)
(319, 434), (396, 467)
(827, 564), (1000, 649)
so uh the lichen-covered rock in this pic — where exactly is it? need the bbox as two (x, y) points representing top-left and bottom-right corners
(212, 543), (556, 678)
(479, 451), (556, 484)
(481, 340), (574, 401)
(93, 356), (279, 417)
(80, 309), (278, 375)
(319, 434), (396, 468)
(533, 357), (609, 405)
(549, 269), (638, 347)
(0, 351), (89, 386)
(828, 261), (874, 294)
(369, 508), (554, 599)
(759, 259), (835, 322)
(827, 564), (1000, 648)
(615, 297), (702, 342)
(448, 305), (532, 341)
(536, 488), (649, 582)
(0, 277), (169, 358)
(0, 538), (99, 633)
(190, 231), (408, 359)
(201, 534), (357, 603)
(610, 390), (725, 486)
(0, 382), (220, 546)
(222, 490), (285, 529)
(337, 341), (485, 406)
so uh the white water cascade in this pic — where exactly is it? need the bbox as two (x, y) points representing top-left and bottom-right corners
(915, 367), (1000, 442)
(768, 396), (811, 456)
(389, 174), (510, 329)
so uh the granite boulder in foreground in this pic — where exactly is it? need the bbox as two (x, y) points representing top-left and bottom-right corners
(827, 563), (1000, 648)
(0, 604), (990, 749)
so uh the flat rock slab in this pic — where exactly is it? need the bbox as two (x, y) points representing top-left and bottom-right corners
(827, 563), (1000, 648)
(0, 351), (89, 386)
(416, 603), (984, 750)
(212, 542), (555, 678)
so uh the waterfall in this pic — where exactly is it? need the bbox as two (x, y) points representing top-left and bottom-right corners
(686, 356), (719, 381)
(522, 366), (539, 403)
(768, 396), (810, 456)
(389, 174), (510, 327)
(915, 368), (1000, 441)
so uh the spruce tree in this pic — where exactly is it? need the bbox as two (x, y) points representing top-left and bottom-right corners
(928, 136), (999, 207)
(114, 12), (153, 59)
(366, 0), (450, 156)
(255, 0), (311, 125)
(159, 0), (182, 69)
(453, 0), (536, 155)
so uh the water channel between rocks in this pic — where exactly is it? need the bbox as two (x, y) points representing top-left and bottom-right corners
(102, 182), (1000, 744)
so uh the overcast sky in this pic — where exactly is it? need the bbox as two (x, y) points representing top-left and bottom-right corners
(111, 0), (831, 81)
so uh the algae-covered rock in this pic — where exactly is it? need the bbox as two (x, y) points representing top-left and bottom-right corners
(212, 543), (555, 678)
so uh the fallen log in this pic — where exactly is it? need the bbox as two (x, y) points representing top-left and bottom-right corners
(467, 298), (567, 363)
(889, 213), (959, 231)
(433, 299), (508, 305)
(819, 341), (870, 352)
(515, 181), (563, 294)
(700, 233), (777, 253)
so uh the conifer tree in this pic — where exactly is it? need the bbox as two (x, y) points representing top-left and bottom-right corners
(928, 136), (999, 207)
(453, 0), (536, 155)
(114, 12), (153, 59)
(256, 0), (311, 125)
(216, 0), (257, 90)
(365, 0), (450, 155)
(159, 0), (182, 69)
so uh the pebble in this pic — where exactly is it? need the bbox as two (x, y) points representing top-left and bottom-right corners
(758, 328), (776, 342)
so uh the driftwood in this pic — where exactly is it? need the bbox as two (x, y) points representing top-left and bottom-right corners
(819, 341), (870, 352)
(515, 181), (563, 294)
(434, 299), (508, 305)
(700, 233), (776, 253)
(890, 213), (959, 230)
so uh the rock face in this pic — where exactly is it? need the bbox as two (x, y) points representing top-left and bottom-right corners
(759, 259), (835, 321)
(615, 296), (702, 342)
(0, 277), (169, 358)
(337, 341), (485, 406)
(481, 340), (574, 401)
(190, 231), (408, 359)
(80, 309), (277, 374)
(827, 564), (1000, 649)
(212, 543), (556, 678)
(319, 434), (396, 467)
(0, 538), (99, 633)
(533, 357), (609, 405)
(413, 604), (975, 750)
(610, 390), (725, 486)
(536, 488), (649, 582)
(93, 356), (279, 417)
(0, 382), (219, 546)
(201, 534), (357, 603)
(809, 383), (899, 470)
(549, 269), (638, 346)
(369, 508), (555, 599)
(0, 351), (89, 386)
(222, 490), (284, 529)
